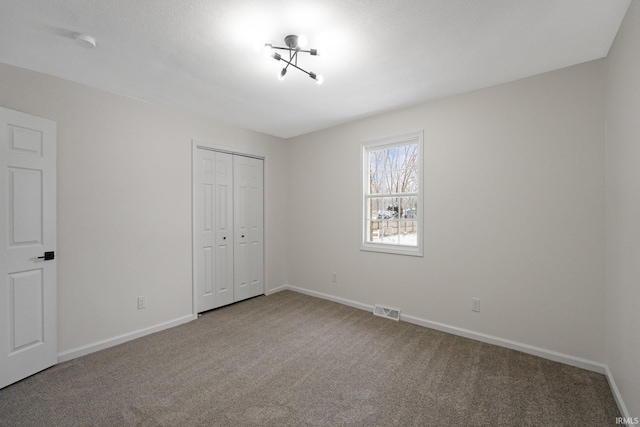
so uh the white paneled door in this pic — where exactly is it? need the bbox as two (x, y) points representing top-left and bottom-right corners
(194, 146), (263, 313)
(0, 107), (57, 389)
(233, 155), (264, 302)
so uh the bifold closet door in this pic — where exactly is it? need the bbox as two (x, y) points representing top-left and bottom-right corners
(195, 149), (234, 312)
(194, 147), (263, 313)
(233, 155), (264, 302)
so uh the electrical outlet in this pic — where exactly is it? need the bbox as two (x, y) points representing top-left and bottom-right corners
(332, 272), (337, 283)
(137, 296), (146, 310)
(472, 297), (480, 313)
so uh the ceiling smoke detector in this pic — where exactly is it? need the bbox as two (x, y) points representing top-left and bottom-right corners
(74, 33), (97, 49)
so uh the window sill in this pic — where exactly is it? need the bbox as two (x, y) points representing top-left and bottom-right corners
(360, 243), (423, 257)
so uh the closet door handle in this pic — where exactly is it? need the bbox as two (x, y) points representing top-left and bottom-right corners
(38, 251), (55, 260)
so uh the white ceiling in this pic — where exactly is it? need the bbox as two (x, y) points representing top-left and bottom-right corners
(0, 1), (631, 138)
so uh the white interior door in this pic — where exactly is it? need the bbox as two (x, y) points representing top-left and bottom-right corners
(233, 155), (264, 302)
(0, 106), (57, 389)
(193, 145), (263, 313)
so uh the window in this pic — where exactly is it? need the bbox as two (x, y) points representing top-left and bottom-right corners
(361, 132), (423, 256)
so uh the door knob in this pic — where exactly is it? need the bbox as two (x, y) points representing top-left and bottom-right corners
(37, 251), (55, 260)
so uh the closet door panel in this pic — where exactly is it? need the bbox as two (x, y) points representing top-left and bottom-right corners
(214, 152), (234, 308)
(234, 156), (263, 302)
(194, 149), (216, 312)
(247, 160), (264, 297)
(233, 158), (250, 301)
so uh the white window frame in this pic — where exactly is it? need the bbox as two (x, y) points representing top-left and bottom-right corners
(361, 131), (424, 256)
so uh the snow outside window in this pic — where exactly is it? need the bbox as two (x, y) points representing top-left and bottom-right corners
(361, 132), (423, 256)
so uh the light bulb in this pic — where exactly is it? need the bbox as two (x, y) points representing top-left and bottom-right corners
(315, 74), (324, 85)
(262, 44), (273, 57)
(297, 35), (308, 48)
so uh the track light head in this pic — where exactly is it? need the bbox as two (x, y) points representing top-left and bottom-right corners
(309, 72), (323, 85)
(278, 68), (287, 80)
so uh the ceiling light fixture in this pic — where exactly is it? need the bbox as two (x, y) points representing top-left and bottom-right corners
(264, 35), (322, 84)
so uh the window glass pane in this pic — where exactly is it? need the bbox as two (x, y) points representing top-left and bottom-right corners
(369, 150), (384, 177)
(366, 220), (405, 245)
(370, 171), (394, 195)
(400, 197), (418, 219)
(399, 197), (417, 246)
(373, 197), (398, 220)
(368, 171), (384, 195)
(366, 220), (382, 243)
(379, 220), (399, 245)
(382, 171), (395, 194)
(367, 198), (385, 220)
(402, 168), (418, 193)
(402, 144), (419, 168)
(398, 221), (418, 246)
(372, 144), (418, 193)
(390, 169), (403, 193)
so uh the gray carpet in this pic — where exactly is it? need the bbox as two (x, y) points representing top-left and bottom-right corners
(0, 290), (620, 426)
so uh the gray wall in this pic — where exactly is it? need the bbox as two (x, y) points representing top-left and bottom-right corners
(606, 0), (640, 418)
(287, 60), (607, 363)
(0, 62), (290, 354)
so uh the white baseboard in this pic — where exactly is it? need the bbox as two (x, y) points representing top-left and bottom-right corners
(605, 365), (632, 422)
(400, 313), (606, 374)
(267, 284), (373, 313)
(275, 285), (606, 374)
(57, 314), (196, 363)
(265, 284), (292, 295)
